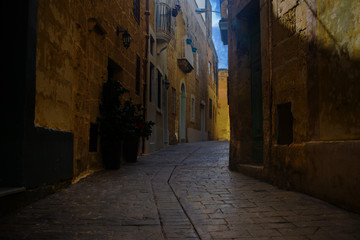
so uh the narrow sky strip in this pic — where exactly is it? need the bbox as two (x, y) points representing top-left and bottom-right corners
(210, 0), (228, 69)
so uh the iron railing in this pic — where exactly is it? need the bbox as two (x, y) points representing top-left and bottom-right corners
(156, 2), (172, 42)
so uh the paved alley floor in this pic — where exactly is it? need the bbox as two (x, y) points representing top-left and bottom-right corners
(1, 141), (360, 240)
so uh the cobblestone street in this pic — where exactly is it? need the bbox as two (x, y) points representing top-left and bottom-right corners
(1, 141), (359, 240)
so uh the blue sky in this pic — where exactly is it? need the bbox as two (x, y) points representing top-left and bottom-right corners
(210, 0), (228, 69)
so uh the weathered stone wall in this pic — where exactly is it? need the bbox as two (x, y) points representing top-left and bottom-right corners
(228, 0), (360, 212)
(268, 0), (360, 213)
(316, 0), (360, 140)
(35, 0), (147, 179)
(215, 70), (230, 141)
(227, 0), (257, 168)
(164, 0), (217, 145)
(35, 0), (75, 131)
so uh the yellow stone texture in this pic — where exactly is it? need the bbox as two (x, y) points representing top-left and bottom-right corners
(215, 70), (230, 141)
(35, 0), (147, 178)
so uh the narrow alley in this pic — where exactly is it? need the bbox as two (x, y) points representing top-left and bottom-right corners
(1, 141), (359, 240)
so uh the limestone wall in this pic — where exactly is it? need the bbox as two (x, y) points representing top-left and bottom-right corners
(316, 0), (360, 140)
(35, 0), (147, 178)
(228, 0), (360, 212)
(215, 70), (230, 141)
(35, 0), (75, 131)
(159, 0), (217, 146)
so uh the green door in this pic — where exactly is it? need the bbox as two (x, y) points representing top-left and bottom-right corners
(180, 83), (186, 142)
(250, 13), (263, 164)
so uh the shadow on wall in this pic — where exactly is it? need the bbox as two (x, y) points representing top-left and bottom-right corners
(228, 0), (360, 212)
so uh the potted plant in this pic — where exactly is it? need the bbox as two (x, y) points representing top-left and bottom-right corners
(121, 100), (154, 163)
(98, 79), (154, 168)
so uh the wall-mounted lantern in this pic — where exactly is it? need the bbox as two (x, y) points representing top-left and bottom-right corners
(192, 47), (197, 52)
(164, 76), (170, 90)
(116, 27), (132, 49)
(186, 38), (192, 44)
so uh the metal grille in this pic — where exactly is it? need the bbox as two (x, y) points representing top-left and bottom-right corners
(156, 2), (171, 35)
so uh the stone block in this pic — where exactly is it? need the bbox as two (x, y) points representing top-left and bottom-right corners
(272, 35), (299, 69)
(277, 0), (297, 17)
(296, 1), (307, 32)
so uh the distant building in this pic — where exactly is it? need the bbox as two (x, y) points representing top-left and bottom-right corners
(215, 69), (230, 141)
(147, 0), (218, 151)
(220, 0), (360, 213)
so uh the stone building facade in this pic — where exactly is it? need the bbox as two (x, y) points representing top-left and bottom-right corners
(1, 0), (218, 195)
(215, 69), (230, 141)
(146, 0), (219, 152)
(34, 0), (148, 179)
(221, 0), (360, 212)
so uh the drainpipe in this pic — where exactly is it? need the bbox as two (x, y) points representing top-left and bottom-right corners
(267, 0), (273, 173)
(142, 0), (150, 154)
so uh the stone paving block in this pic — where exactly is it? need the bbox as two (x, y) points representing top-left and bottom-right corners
(271, 237), (309, 240)
(247, 228), (282, 237)
(277, 227), (318, 236)
(261, 222), (297, 229)
(229, 223), (264, 232)
(210, 229), (252, 239)
(163, 226), (198, 238)
(251, 216), (289, 224)
(27, 231), (77, 240)
(200, 224), (230, 232)
(111, 225), (163, 240)
(202, 218), (228, 225)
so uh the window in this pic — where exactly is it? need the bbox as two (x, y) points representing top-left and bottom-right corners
(157, 70), (162, 109)
(133, 0), (140, 24)
(149, 63), (154, 102)
(191, 95), (195, 122)
(208, 61), (211, 75)
(277, 102), (293, 145)
(150, 35), (155, 56)
(89, 123), (98, 152)
(209, 98), (212, 118)
(172, 87), (176, 114)
(135, 55), (140, 95)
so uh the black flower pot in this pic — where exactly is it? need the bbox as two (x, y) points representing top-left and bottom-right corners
(101, 140), (123, 169)
(123, 136), (140, 163)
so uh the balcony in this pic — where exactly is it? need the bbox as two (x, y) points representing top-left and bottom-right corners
(156, 2), (172, 43)
(219, 18), (228, 45)
(177, 38), (194, 73)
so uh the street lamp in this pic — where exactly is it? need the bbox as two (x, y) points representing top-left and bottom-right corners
(195, 8), (220, 13)
(116, 27), (132, 49)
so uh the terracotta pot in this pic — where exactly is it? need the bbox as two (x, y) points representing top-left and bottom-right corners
(123, 136), (139, 163)
(101, 140), (123, 169)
